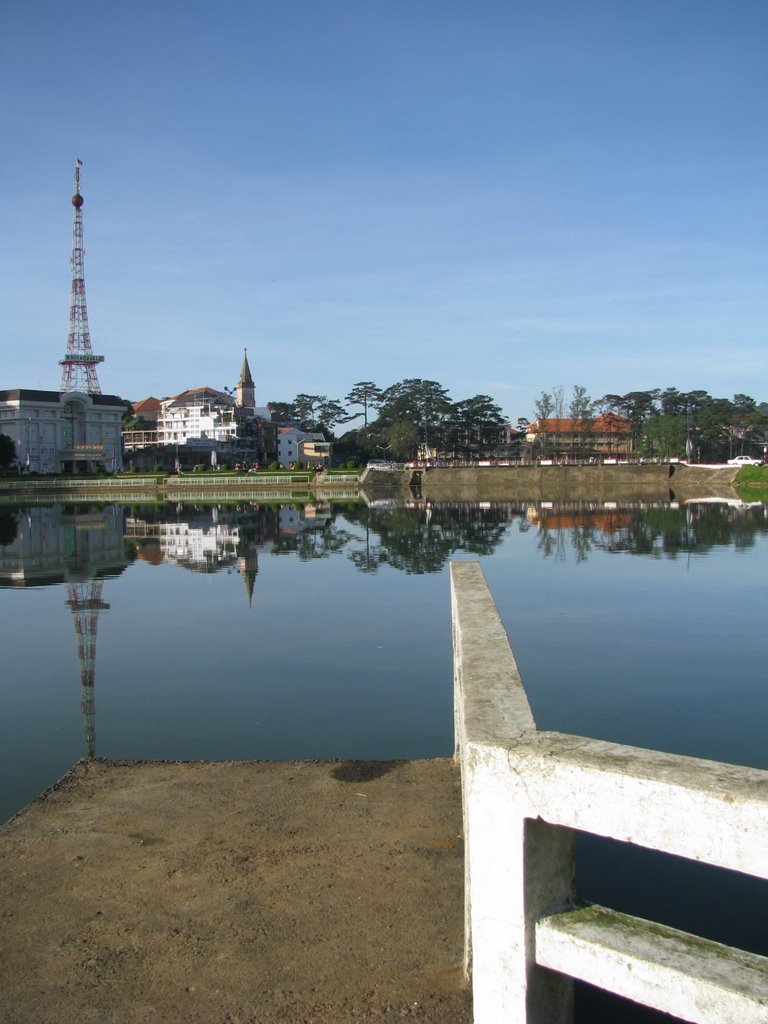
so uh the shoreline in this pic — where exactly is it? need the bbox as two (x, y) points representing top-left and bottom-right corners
(0, 462), (750, 506)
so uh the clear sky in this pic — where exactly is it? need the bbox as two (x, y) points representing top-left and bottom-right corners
(1, 0), (766, 423)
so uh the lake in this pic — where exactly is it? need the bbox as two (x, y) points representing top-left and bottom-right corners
(1, 497), (766, 1020)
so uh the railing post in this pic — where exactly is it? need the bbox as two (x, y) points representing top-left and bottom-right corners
(464, 748), (575, 1024)
(452, 561), (576, 1023)
(523, 817), (575, 1023)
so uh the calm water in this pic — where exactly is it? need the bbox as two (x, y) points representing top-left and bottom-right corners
(1, 497), (766, 1019)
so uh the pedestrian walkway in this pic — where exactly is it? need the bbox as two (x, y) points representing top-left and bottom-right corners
(0, 758), (470, 1024)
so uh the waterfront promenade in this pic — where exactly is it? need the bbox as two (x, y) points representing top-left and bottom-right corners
(0, 461), (747, 507)
(0, 757), (470, 1024)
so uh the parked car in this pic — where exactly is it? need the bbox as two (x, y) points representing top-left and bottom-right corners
(727, 455), (762, 466)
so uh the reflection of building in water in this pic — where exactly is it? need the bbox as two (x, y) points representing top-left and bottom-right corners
(125, 508), (261, 604)
(0, 506), (128, 759)
(124, 504), (331, 602)
(0, 505), (128, 587)
(278, 503), (331, 535)
(525, 506), (633, 533)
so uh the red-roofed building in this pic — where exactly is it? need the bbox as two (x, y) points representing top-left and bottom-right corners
(132, 397), (162, 421)
(525, 413), (633, 460)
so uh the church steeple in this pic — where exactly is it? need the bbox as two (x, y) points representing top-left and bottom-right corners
(236, 349), (255, 414)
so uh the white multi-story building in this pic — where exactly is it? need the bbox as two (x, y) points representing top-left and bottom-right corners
(156, 387), (238, 447)
(0, 388), (125, 474)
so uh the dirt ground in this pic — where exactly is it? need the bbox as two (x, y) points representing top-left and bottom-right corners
(0, 758), (471, 1024)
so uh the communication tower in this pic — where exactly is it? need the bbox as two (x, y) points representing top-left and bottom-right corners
(66, 580), (110, 758)
(59, 160), (104, 394)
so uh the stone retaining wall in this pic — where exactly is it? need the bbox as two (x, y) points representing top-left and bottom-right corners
(363, 463), (741, 503)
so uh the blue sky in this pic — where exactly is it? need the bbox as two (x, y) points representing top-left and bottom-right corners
(1, 0), (766, 422)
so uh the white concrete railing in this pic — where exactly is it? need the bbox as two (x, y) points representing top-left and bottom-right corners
(450, 561), (768, 1024)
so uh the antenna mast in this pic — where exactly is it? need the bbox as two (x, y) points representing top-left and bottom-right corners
(59, 160), (104, 394)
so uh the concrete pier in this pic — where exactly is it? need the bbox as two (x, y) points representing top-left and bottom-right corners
(0, 758), (470, 1024)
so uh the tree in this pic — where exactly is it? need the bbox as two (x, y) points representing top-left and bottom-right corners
(532, 392), (554, 457)
(534, 392), (553, 420)
(730, 394), (764, 457)
(569, 386), (594, 458)
(269, 395), (346, 432)
(344, 382), (383, 427)
(443, 396), (506, 459)
(313, 398), (347, 433)
(694, 398), (735, 462)
(639, 415), (688, 460)
(569, 385), (593, 421)
(0, 434), (16, 469)
(379, 379), (451, 425)
(378, 379), (452, 455)
(620, 391), (660, 450)
(267, 401), (297, 422)
(386, 420), (420, 460)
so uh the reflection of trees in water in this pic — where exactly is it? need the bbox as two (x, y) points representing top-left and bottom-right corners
(123, 500), (766, 571)
(535, 523), (597, 563)
(566, 505), (766, 559)
(272, 523), (358, 560)
(343, 504), (511, 574)
(267, 503), (512, 573)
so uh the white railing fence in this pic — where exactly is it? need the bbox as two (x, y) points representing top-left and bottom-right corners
(450, 560), (768, 1024)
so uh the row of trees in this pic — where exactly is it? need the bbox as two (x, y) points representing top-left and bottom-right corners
(525, 386), (767, 462)
(269, 380), (767, 463)
(269, 380), (508, 462)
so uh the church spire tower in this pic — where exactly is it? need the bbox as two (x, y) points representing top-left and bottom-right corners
(59, 160), (104, 394)
(236, 348), (255, 414)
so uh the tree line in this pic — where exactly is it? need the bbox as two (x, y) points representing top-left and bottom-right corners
(268, 380), (767, 463)
(526, 385), (767, 462)
(269, 380), (507, 462)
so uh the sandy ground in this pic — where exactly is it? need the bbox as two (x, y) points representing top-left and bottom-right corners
(0, 757), (470, 1024)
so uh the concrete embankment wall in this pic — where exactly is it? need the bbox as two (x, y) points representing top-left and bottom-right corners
(0, 474), (362, 505)
(1, 465), (744, 506)
(363, 463), (742, 503)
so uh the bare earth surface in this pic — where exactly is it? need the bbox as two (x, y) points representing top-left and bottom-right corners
(0, 758), (470, 1024)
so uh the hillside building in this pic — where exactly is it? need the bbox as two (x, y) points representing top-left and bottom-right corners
(123, 353), (278, 470)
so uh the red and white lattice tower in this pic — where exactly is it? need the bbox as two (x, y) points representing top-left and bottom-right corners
(66, 581), (110, 758)
(59, 160), (104, 394)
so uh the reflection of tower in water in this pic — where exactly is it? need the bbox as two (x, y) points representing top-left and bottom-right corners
(66, 581), (109, 758)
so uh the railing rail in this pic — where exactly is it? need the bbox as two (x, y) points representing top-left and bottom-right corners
(450, 560), (768, 1024)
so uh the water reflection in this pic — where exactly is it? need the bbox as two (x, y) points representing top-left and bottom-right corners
(0, 504), (128, 585)
(525, 500), (767, 561)
(0, 506), (128, 761)
(1, 498), (763, 766)
(2, 500), (765, 587)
